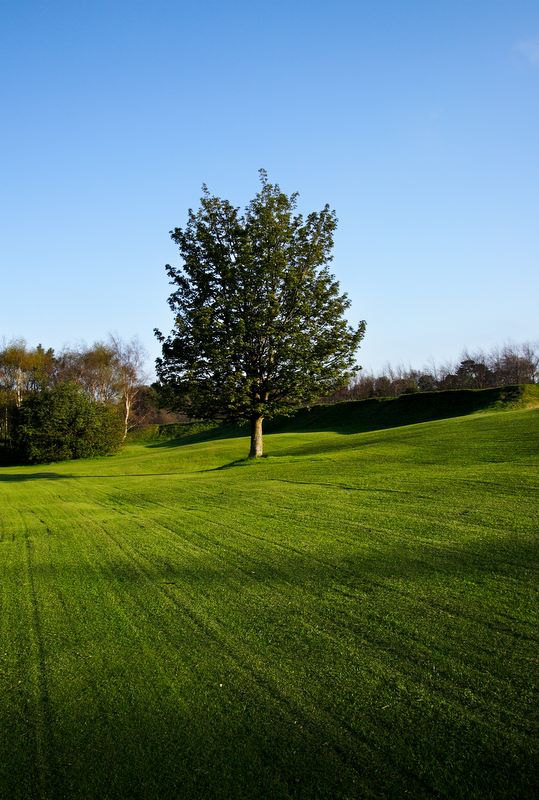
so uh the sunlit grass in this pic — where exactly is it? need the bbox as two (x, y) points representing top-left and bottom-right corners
(0, 408), (537, 798)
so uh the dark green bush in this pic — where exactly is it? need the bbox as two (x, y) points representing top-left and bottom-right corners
(12, 383), (123, 464)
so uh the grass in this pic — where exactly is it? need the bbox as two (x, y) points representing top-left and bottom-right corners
(0, 400), (537, 798)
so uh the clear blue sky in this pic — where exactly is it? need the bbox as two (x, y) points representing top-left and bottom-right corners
(1, 0), (538, 376)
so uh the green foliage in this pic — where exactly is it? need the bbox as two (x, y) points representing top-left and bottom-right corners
(155, 172), (365, 454)
(12, 382), (123, 463)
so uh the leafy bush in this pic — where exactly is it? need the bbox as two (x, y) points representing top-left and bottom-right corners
(12, 383), (123, 463)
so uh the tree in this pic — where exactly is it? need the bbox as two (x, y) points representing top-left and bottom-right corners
(12, 382), (123, 464)
(56, 336), (148, 439)
(491, 343), (539, 385)
(0, 339), (55, 406)
(455, 358), (493, 389)
(55, 342), (118, 403)
(0, 339), (55, 446)
(155, 172), (366, 457)
(107, 334), (149, 439)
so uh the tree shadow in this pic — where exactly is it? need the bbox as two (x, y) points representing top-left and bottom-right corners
(1, 390), (514, 472)
(145, 390), (505, 453)
(211, 457), (264, 471)
(0, 472), (68, 482)
(147, 422), (248, 450)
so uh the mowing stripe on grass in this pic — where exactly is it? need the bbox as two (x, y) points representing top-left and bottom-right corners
(0, 407), (537, 798)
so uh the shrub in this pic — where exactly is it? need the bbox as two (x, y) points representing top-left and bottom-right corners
(12, 383), (123, 464)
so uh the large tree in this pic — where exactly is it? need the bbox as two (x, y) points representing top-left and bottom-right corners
(155, 172), (366, 457)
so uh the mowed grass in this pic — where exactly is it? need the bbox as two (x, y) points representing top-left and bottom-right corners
(0, 408), (537, 799)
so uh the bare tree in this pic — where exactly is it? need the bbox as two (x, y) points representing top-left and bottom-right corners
(324, 341), (538, 402)
(56, 337), (148, 439)
(56, 342), (117, 403)
(108, 334), (149, 439)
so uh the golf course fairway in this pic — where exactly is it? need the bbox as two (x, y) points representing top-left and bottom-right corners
(1, 404), (537, 799)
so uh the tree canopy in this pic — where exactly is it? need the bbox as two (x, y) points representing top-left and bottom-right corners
(155, 172), (366, 456)
(12, 382), (124, 464)
(0, 336), (150, 462)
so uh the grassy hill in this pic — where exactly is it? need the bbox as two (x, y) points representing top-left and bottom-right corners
(0, 396), (537, 799)
(145, 383), (539, 445)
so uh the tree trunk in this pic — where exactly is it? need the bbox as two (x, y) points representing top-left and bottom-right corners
(122, 392), (131, 441)
(249, 415), (264, 458)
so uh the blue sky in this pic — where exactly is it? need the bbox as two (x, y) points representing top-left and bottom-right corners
(1, 0), (538, 376)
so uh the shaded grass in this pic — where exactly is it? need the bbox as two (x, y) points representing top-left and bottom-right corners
(0, 407), (537, 798)
(143, 384), (538, 453)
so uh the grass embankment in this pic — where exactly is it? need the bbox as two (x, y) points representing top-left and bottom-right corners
(271, 382), (539, 432)
(140, 383), (539, 446)
(0, 400), (537, 798)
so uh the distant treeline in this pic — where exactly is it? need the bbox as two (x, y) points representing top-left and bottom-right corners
(327, 342), (538, 402)
(2, 337), (537, 462)
(0, 337), (174, 462)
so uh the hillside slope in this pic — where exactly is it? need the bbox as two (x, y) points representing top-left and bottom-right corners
(0, 407), (537, 799)
(148, 384), (539, 446)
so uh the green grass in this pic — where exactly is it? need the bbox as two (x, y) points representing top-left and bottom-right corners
(140, 383), (539, 448)
(0, 403), (538, 798)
